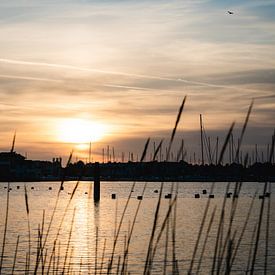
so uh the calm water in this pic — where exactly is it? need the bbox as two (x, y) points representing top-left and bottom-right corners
(0, 181), (274, 274)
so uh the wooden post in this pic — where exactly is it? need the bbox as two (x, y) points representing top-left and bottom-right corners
(94, 162), (100, 202)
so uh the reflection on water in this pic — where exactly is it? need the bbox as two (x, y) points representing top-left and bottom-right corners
(0, 181), (274, 274)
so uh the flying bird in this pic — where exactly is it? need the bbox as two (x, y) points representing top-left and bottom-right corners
(227, 11), (234, 14)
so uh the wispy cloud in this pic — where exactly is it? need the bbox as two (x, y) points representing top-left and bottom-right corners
(0, 0), (274, 160)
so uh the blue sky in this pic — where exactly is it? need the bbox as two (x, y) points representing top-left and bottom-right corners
(0, 0), (274, 161)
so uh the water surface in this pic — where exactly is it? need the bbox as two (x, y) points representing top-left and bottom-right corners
(0, 181), (274, 274)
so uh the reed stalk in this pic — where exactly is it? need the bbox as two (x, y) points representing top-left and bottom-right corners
(95, 226), (98, 275)
(264, 183), (271, 274)
(107, 138), (150, 273)
(0, 182), (10, 274)
(61, 208), (76, 275)
(99, 238), (106, 275)
(196, 206), (217, 273)
(11, 235), (20, 275)
(24, 184), (31, 274)
(250, 182), (267, 274)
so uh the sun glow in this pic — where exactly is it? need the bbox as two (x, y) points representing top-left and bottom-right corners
(56, 118), (107, 144)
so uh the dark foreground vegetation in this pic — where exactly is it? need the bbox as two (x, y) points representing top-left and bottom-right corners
(0, 97), (274, 274)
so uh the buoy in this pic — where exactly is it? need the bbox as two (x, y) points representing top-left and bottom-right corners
(154, 190), (158, 193)
(137, 195), (143, 200)
(17, 186), (20, 189)
(85, 192), (88, 194)
(165, 194), (172, 199)
(195, 193), (200, 198)
(259, 195), (264, 199)
(48, 187), (52, 190)
(265, 192), (270, 198)
(226, 193), (231, 198)
(202, 189), (207, 194)
(31, 187), (34, 190)
(111, 194), (116, 199)
(209, 194), (214, 198)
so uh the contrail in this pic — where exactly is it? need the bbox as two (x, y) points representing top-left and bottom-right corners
(0, 74), (62, 83)
(0, 57), (264, 93)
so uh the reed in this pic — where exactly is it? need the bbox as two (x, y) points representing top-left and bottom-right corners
(99, 238), (106, 275)
(61, 208), (76, 275)
(0, 182), (10, 274)
(24, 184), (31, 274)
(0, 99), (273, 274)
(230, 190), (258, 268)
(11, 235), (20, 275)
(264, 183), (271, 274)
(196, 206), (217, 273)
(107, 138), (151, 273)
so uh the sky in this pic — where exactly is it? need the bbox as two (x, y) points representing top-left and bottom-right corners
(0, 0), (275, 163)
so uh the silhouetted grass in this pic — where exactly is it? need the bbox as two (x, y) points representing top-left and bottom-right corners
(11, 235), (20, 275)
(0, 99), (273, 274)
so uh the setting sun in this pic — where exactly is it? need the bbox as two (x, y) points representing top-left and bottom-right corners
(56, 118), (107, 144)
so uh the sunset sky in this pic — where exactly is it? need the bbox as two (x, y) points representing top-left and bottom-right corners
(0, 0), (274, 163)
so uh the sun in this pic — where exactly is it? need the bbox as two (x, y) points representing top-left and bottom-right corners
(56, 118), (107, 144)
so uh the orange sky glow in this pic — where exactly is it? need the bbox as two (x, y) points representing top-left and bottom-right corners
(0, 1), (274, 163)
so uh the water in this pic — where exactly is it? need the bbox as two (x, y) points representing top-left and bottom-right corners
(0, 181), (274, 274)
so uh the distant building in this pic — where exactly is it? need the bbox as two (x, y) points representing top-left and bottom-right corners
(0, 151), (62, 181)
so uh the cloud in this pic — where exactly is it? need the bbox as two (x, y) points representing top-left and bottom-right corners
(0, 0), (274, 160)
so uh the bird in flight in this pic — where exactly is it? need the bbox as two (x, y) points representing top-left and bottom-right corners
(227, 11), (234, 14)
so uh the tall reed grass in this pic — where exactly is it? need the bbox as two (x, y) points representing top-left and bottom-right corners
(0, 99), (273, 274)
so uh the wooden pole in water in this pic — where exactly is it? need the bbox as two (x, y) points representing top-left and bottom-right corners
(94, 162), (100, 202)
(200, 114), (204, 165)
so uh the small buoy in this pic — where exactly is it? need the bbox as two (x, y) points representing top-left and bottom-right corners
(233, 194), (239, 198)
(226, 193), (231, 198)
(17, 186), (20, 189)
(67, 192), (71, 195)
(165, 194), (172, 199)
(31, 187), (34, 190)
(154, 190), (158, 193)
(209, 194), (214, 198)
(137, 195), (143, 200)
(265, 192), (270, 198)
(259, 195), (264, 199)
(195, 193), (200, 198)
(48, 187), (52, 190)
(4, 186), (7, 189)
(202, 189), (207, 194)
(111, 194), (116, 199)
(9, 188), (12, 191)
(85, 192), (88, 194)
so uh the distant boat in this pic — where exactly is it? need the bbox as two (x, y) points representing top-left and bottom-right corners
(228, 11), (234, 14)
